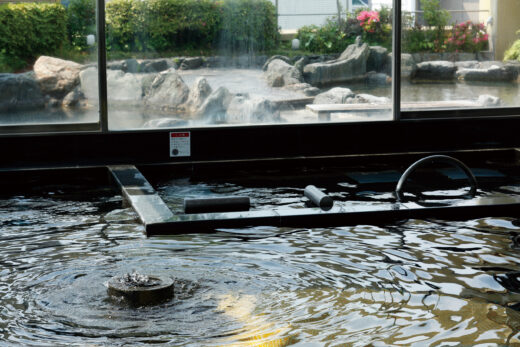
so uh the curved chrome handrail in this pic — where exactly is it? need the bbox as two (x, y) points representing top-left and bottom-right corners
(395, 155), (478, 201)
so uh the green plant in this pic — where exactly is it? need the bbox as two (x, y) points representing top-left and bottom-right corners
(504, 30), (520, 62)
(0, 3), (67, 61)
(0, 49), (26, 73)
(67, 0), (96, 51)
(104, 0), (277, 55)
(419, 0), (450, 52)
(217, 0), (279, 55)
(297, 20), (352, 54)
(420, 0), (450, 28)
(355, 6), (392, 48)
(106, 0), (147, 51)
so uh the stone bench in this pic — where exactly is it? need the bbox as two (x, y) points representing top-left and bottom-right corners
(306, 100), (480, 121)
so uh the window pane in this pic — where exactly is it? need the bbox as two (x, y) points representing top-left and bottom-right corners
(0, 0), (99, 129)
(401, 0), (520, 113)
(105, 0), (393, 130)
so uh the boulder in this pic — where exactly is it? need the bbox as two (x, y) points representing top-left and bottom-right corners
(294, 56), (309, 74)
(79, 67), (98, 101)
(392, 53), (416, 79)
(145, 70), (189, 110)
(367, 46), (388, 73)
(477, 94), (501, 107)
(456, 65), (519, 82)
(203, 56), (222, 68)
(411, 61), (456, 81)
(80, 68), (150, 104)
(140, 59), (171, 73)
(62, 87), (86, 108)
(455, 60), (479, 69)
(367, 71), (391, 86)
(194, 87), (232, 121)
(479, 60), (504, 69)
(142, 118), (189, 128)
(283, 82), (320, 96)
(180, 57), (203, 70)
(107, 60), (127, 71)
(108, 70), (147, 102)
(352, 94), (390, 104)
(313, 87), (355, 104)
(225, 95), (280, 123)
(262, 55), (292, 71)
(125, 58), (140, 73)
(303, 41), (370, 86)
(33, 56), (83, 98)
(0, 73), (45, 112)
(186, 77), (212, 111)
(265, 59), (303, 87)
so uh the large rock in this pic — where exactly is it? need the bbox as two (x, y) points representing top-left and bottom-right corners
(194, 87), (232, 121)
(145, 70), (189, 110)
(108, 70), (147, 102)
(411, 61), (456, 81)
(283, 82), (320, 96)
(352, 94), (390, 104)
(313, 87), (355, 104)
(33, 56), (83, 98)
(123, 58), (171, 73)
(140, 59), (171, 73)
(455, 60), (479, 69)
(303, 41), (370, 86)
(62, 87), (86, 108)
(186, 77), (212, 111)
(477, 94), (501, 107)
(388, 53), (416, 79)
(457, 65), (519, 82)
(0, 72), (45, 112)
(265, 59), (303, 87)
(294, 56), (309, 74)
(78, 67), (98, 101)
(79, 67), (150, 104)
(367, 71), (391, 86)
(225, 95), (280, 123)
(367, 46), (388, 73)
(262, 55), (292, 71)
(180, 57), (203, 70)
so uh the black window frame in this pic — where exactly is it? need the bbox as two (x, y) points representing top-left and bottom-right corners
(0, 0), (519, 169)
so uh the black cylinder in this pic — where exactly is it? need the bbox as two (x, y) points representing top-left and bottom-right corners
(304, 185), (333, 211)
(184, 196), (250, 214)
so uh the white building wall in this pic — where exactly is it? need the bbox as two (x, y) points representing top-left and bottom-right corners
(271, 0), (415, 30)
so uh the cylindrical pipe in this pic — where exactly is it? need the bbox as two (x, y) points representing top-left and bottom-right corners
(184, 196), (250, 214)
(304, 185), (334, 211)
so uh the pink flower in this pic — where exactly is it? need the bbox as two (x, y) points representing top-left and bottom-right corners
(482, 33), (489, 41)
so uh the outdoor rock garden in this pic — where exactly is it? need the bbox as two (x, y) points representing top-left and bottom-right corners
(1, 0), (520, 125)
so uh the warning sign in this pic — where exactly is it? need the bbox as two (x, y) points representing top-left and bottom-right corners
(169, 132), (191, 157)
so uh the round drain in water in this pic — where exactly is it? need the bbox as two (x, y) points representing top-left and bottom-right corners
(107, 273), (174, 306)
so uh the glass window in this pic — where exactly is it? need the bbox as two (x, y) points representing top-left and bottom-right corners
(401, 0), (520, 115)
(0, 0), (99, 132)
(105, 0), (393, 130)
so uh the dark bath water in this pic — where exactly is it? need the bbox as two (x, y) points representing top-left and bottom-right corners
(3, 178), (520, 345)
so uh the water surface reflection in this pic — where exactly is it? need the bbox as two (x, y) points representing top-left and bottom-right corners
(2, 185), (520, 345)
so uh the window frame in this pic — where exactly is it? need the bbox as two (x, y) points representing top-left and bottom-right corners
(0, 0), (519, 141)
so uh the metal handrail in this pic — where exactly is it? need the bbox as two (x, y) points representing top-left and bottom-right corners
(395, 155), (478, 201)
